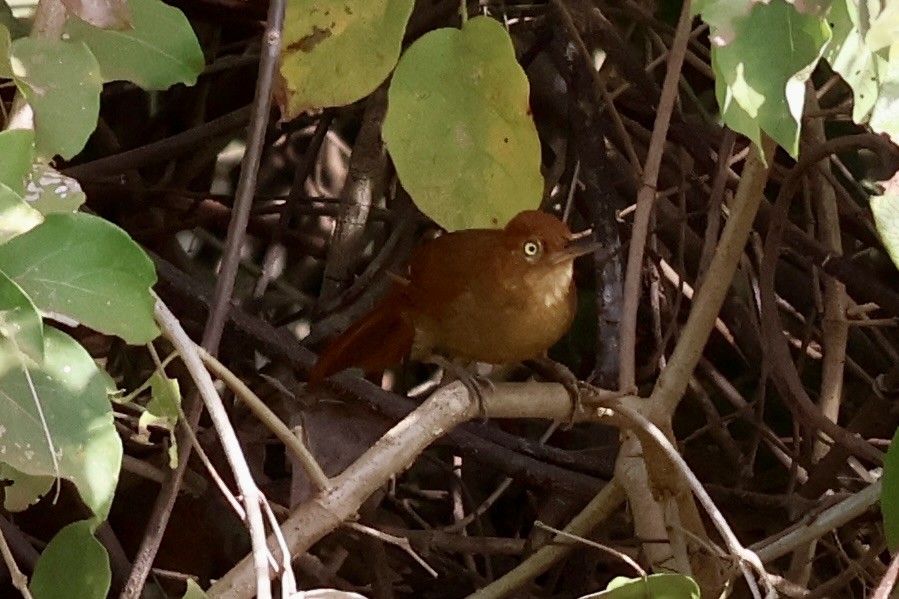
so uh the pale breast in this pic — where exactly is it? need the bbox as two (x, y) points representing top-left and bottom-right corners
(410, 262), (577, 364)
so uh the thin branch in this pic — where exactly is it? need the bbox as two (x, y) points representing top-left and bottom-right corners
(205, 382), (627, 598)
(609, 399), (775, 598)
(0, 523), (33, 599)
(345, 522), (438, 578)
(619, 0), (692, 390)
(198, 347), (330, 491)
(121, 0), (284, 594)
(155, 297), (274, 597)
(652, 135), (777, 413)
(752, 480), (881, 563)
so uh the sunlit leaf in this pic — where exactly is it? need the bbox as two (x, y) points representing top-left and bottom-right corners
(0, 183), (43, 244)
(710, 0), (830, 157)
(0, 270), (43, 362)
(0, 213), (159, 344)
(825, 0), (899, 144)
(24, 164), (86, 214)
(9, 37), (102, 159)
(0, 328), (121, 520)
(138, 372), (180, 467)
(578, 573), (700, 598)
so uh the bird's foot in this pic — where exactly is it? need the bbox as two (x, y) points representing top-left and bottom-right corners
(523, 357), (582, 427)
(431, 356), (495, 418)
(459, 373), (496, 418)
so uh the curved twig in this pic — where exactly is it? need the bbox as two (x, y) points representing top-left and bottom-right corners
(759, 134), (886, 465)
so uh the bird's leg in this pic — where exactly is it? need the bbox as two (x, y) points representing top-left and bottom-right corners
(522, 357), (582, 427)
(430, 356), (495, 417)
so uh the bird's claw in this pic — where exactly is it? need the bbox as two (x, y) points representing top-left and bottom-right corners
(459, 373), (495, 419)
(523, 358), (582, 427)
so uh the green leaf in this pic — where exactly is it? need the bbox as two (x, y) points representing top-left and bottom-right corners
(24, 164), (86, 214)
(579, 573), (701, 598)
(0, 183), (43, 243)
(0, 213), (159, 344)
(64, 0), (204, 90)
(0, 328), (121, 520)
(29, 520), (111, 599)
(0, 129), (34, 194)
(138, 372), (180, 467)
(710, 0), (830, 158)
(383, 16), (543, 231)
(871, 193), (899, 273)
(9, 37), (102, 160)
(182, 579), (208, 599)
(825, 0), (899, 144)
(0, 463), (53, 511)
(883, 427), (899, 549)
(279, 0), (414, 119)
(0, 270), (43, 362)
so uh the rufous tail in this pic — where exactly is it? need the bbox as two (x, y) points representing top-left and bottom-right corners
(308, 289), (415, 384)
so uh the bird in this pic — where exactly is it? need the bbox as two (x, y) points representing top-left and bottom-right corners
(308, 210), (596, 403)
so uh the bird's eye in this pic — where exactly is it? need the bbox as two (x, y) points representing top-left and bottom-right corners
(523, 240), (541, 257)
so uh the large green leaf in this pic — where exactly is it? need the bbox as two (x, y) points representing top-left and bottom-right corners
(64, 0), (203, 90)
(383, 16), (543, 231)
(0, 213), (159, 344)
(710, 0), (830, 157)
(9, 37), (102, 160)
(278, 0), (414, 119)
(824, 0), (899, 144)
(882, 427), (899, 549)
(29, 520), (111, 599)
(0, 328), (121, 520)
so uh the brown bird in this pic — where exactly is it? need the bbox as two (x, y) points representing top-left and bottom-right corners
(309, 210), (596, 394)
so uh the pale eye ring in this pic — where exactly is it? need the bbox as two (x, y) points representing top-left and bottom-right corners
(523, 240), (541, 257)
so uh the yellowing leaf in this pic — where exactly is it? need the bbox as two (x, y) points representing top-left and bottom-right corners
(383, 16), (543, 231)
(279, 0), (413, 119)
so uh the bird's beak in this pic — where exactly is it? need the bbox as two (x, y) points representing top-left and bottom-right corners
(551, 230), (601, 263)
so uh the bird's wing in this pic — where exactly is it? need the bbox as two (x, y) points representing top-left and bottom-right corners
(308, 287), (416, 383)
